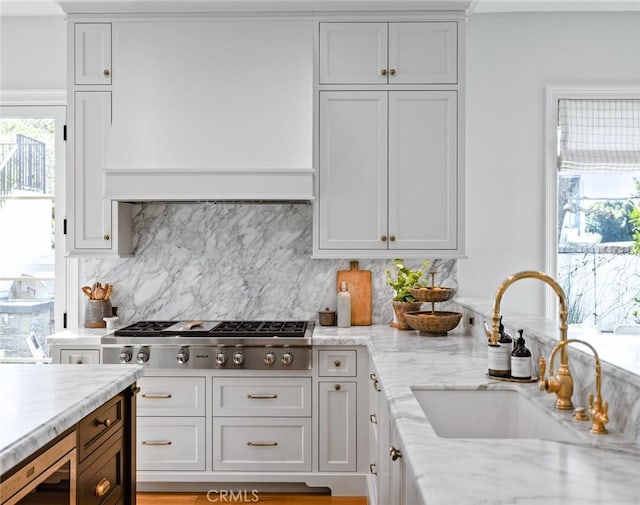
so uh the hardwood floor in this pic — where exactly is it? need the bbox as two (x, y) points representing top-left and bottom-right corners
(137, 492), (367, 504)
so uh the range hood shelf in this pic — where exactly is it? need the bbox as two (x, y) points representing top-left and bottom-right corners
(103, 168), (314, 202)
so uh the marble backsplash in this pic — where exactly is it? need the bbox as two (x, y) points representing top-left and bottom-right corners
(80, 203), (457, 325)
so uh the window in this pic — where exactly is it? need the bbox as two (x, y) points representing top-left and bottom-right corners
(0, 104), (65, 361)
(548, 91), (640, 333)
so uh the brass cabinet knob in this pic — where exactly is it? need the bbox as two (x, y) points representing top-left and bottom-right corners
(96, 418), (112, 428)
(334, 360), (342, 367)
(389, 68), (397, 76)
(103, 69), (110, 76)
(381, 235), (387, 242)
(334, 384), (341, 391)
(389, 235), (396, 242)
(95, 477), (111, 497)
(103, 234), (110, 241)
(380, 68), (388, 76)
(389, 446), (402, 461)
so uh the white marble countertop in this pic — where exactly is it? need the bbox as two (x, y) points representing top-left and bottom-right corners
(316, 325), (640, 505)
(0, 363), (144, 476)
(46, 328), (110, 346)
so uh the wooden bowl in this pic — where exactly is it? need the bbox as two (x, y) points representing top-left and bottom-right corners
(403, 311), (462, 337)
(409, 286), (455, 303)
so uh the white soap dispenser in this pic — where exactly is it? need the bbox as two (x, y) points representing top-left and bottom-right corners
(337, 281), (352, 328)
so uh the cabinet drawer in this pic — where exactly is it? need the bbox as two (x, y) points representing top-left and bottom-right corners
(213, 378), (311, 417)
(212, 417), (311, 471)
(137, 417), (205, 471)
(78, 393), (124, 463)
(60, 349), (100, 364)
(77, 432), (125, 505)
(318, 350), (357, 377)
(138, 376), (205, 416)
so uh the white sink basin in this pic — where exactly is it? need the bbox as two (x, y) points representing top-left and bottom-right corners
(411, 387), (581, 442)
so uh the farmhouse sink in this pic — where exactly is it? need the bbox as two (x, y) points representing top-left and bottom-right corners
(410, 387), (581, 442)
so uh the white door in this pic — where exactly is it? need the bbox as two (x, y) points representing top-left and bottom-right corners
(74, 23), (111, 85)
(73, 91), (112, 250)
(388, 22), (457, 84)
(319, 23), (388, 84)
(318, 381), (357, 472)
(388, 91), (458, 250)
(318, 91), (388, 250)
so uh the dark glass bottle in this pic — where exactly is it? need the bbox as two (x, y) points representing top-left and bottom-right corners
(511, 329), (532, 380)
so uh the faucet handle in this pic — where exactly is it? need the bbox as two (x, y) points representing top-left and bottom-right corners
(588, 392), (594, 411)
(538, 356), (547, 391)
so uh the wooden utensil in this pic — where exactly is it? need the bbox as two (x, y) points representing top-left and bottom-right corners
(336, 261), (372, 326)
(94, 283), (106, 300)
(104, 284), (113, 300)
(81, 286), (94, 299)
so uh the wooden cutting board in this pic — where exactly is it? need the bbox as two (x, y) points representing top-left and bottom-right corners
(336, 261), (372, 326)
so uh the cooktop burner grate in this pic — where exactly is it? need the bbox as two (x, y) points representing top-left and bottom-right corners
(210, 320), (308, 337)
(114, 321), (176, 336)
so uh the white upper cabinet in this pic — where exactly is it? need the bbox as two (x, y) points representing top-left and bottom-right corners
(319, 22), (457, 85)
(74, 23), (112, 85)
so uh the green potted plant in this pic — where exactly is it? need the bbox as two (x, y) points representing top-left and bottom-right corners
(385, 259), (430, 329)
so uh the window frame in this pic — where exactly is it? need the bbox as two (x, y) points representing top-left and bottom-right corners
(0, 90), (72, 347)
(544, 85), (640, 320)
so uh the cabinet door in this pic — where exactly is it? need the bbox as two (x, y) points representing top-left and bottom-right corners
(388, 91), (458, 250)
(388, 22), (457, 84)
(318, 381), (357, 472)
(75, 23), (112, 85)
(73, 91), (112, 250)
(318, 91), (387, 250)
(59, 348), (100, 364)
(319, 23), (387, 84)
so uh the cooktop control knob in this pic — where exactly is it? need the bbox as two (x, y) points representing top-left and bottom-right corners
(233, 351), (245, 366)
(119, 348), (133, 364)
(216, 352), (227, 365)
(264, 352), (276, 366)
(136, 347), (150, 364)
(281, 352), (294, 367)
(177, 348), (189, 364)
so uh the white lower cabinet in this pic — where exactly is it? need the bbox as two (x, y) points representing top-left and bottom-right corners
(318, 381), (357, 472)
(58, 348), (100, 364)
(137, 417), (206, 471)
(137, 376), (206, 471)
(212, 417), (312, 471)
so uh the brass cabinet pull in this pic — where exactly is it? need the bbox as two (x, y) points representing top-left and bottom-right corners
(373, 380), (381, 392)
(390, 446), (402, 461)
(369, 373), (377, 381)
(334, 360), (342, 367)
(334, 384), (342, 391)
(389, 235), (396, 242)
(369, 463), (377, 475)
(247, 441), (278, 447)
(247, 394), (278, 399)
(142, 440), (172, 446)
(380, 68), (387, 76)
(95, 477), (111, 497)
(103, 69), (110, 76)
(141, 393), (172, 399)
(389, 68), (396, 76)
(369, 414), (378, 424)
(381, 235), (387, 242)
(95, 418), (112, 428)
(103, 234), (110, 241)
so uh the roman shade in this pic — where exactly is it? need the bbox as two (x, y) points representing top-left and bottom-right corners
(558, 99), (640, 172)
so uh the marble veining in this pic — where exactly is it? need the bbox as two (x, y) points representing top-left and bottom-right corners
(79, 203), (456, 325)
(0, 364), (143, 475)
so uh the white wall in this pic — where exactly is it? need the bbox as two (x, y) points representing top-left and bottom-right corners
(0, 16), (66, 89)
(460, 12), (640, 314)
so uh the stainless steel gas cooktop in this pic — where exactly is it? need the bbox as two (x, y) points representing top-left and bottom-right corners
(101, 320), (314, 370)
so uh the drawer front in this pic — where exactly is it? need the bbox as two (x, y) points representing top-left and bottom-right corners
(77, 433), (124, 505)
(318, 350), (357, 377)
(60, 349), (100, 364)
(213, 378), (311, 417)
(138, 376), (206, 416)
(78, 393), (124, 462)
(212, 417), (311, 471)
(137, 417), (205, 471)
